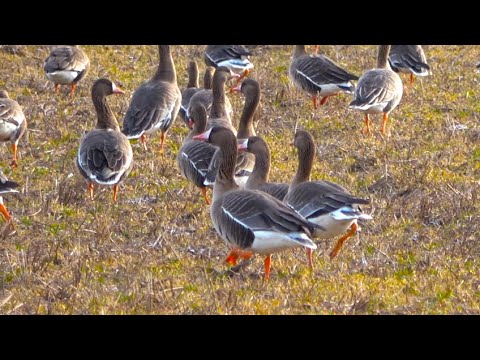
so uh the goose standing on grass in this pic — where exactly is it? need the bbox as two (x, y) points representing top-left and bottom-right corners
(0, 90), (27, 168)
(238, 136), (289, 201)
(349, 45), (403, 135)
(177, 102), (216, 205)
(44, 45), (90, 98)
(388, 45), (430, 85)
(204, 45), (254, 89)
(193, 127), (318, 281)
(77, 79), (133, 202)
(284, 130), (372, 264)
(122, 45), (181, 152)
(0, 170), (19, 222)
(180, 61), (203, 124)
(289, 45), (358, 109)
(186, 66), (233, 123)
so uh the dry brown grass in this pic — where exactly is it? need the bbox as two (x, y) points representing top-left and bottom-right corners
(0, 45), (478, 314)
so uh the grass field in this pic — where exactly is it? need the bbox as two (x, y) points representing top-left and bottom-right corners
(0, 45), (478, 314)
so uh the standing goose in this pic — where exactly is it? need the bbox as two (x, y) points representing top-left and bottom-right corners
(122, 45), (182, 152)
(0, 170), (20, 222)
(77, 78), (133, 202)
(193, 127), (318, 281)
(349, 45), (403, 135)
(238, 136), (289, 201)
(186, 66), (233, 123)
(44, 45), (90, 98)
(284, 130), (372, 262)
(177, 102), (216, 205)
(179, 60), (201, 124)
(388, 45), (430, 85)
(289, 45), (358, 109)
(204, 45), (254, 88)
(0, 90), (27, 168)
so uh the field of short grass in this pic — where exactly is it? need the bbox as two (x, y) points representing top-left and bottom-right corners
(0, 45), (478, 314)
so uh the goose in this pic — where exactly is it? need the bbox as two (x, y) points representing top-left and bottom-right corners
(289, 45), (358, 109)
(238, 136), (289, 201)
(193, 126), (318, 281)
(349, 45), (403, 135)
(204, 45), (254, 88)
(44, 45), (90, 98)
(284, 130), (372, 262)
(179, 60), (201, 124)
(0, 91), (27, 168)
(122, 45), (182, 152)
(388, 45), (430, 85)
(0, 170), (19, 222)
(177, 102), (216, 205)
(77, 79), (133, 202)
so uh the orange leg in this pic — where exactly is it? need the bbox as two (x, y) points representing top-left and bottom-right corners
(314, 45), (320, 54)
(329, 222), (358, 259)
(160, 131), (166, 152)
(113, 184), (119, 202)
(0, 204), (11, 222)
(140, 134), (148, 151)
(229, 69), (250, 92)
(264, 255), (272, 281)
(87, 183), (94, 201)
(363, 114), (371, 135)
(10, 143), (18, 168)
(306, 248), (314, 272)
(201, 187), (211, 205)
(54, 84), (59, 93)
(70, 83), (77, 98)
(409, 73), (414, 85)
(225, 248), (253, 266)
(312, 95), (318, 110)
(381, 113), (389, 135)
(319, 95), (330, 106)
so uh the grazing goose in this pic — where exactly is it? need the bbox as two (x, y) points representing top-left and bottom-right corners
(238, 136), (289, 201)
(284, 130), (372, 261)
(179, 60), (201, 124)
(0, 90), (27, 168)
(44, 45), (90, 98)
(0, 170), (19, 222)
(193, 127), (318, 281)
(204, 45), (254, 88)
(388, 45), (430, 85)
(177, 102), (216, 205)
(289, 45), (358, 109)
(122, 45), (182, 152)
(77, 79), (133, 202)
(349, 45), (403, 135)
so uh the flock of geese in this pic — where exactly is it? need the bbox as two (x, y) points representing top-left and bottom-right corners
(0, 45), (431, 281)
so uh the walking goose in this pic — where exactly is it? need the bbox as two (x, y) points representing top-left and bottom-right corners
(289, 45), (358, 109)
(44, 45), (90, 98)
(388, 45), (430, 85)
(177, 102), (216, 204)
(204, 45), (253, 88)
(77, 79), (133, 202)
(0, 91), (27, 168)
(0, 170), (19, 222)
(349, 45), (403, 135)
(284, 130), (372, 261)
(193, 126), (318, 281)
(238, 135), (289, 201)
(122, 45), (181, 151)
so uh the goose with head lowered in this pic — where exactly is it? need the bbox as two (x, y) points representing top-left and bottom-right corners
(193, 126), (319, 281)
(77, 79), (133, 202)
(388, 45), (430, 85)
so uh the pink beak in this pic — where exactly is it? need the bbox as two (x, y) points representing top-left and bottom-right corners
(192, 128), (212, 141)
(237, 139), (248, 151)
